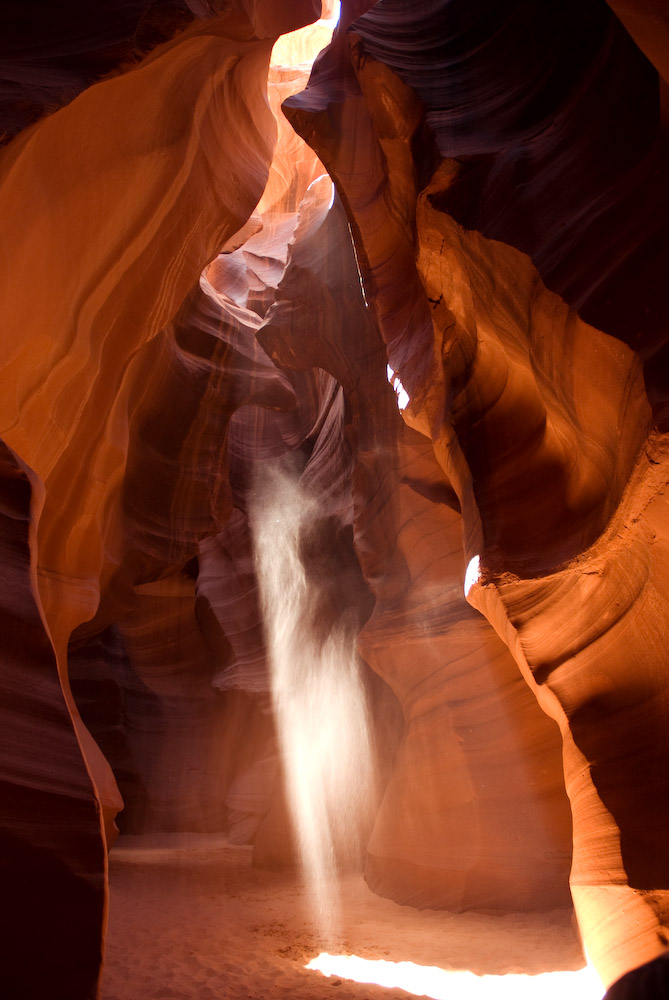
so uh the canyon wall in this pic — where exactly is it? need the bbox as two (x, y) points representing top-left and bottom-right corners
(0, 0), (667, 994)
(285, 0), (669, 983)
(0, 2), (321, 995)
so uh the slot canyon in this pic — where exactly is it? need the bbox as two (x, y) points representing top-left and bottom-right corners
(1, 0), (668, 998)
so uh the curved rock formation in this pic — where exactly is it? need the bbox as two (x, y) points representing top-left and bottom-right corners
(0, 443), (105, 1000)
(360, 428), (573, 913)
(255, 163), (573, 909)
(286, 0), (669, 985)
(1, 0), (668, 994)
(0, 0), (320, 994)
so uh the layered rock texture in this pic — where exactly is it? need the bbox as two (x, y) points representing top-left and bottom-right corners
(1, 0), (668, 996)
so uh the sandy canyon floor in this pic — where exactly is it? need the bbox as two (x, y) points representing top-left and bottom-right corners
(101, 835), (601, 1000)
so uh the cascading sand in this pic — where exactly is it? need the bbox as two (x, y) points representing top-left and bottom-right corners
(251, 462), (377, 944)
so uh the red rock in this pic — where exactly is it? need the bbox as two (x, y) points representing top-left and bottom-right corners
(1, 0), (668, 993)
(286, 2), (669, 984)
(0, 0), (320, 994)
(0, 443), (105, 1000)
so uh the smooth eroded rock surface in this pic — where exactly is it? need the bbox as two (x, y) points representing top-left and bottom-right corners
(1, 0), (668, 993)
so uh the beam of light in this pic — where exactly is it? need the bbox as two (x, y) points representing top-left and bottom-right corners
(306, 954), (605, 1000)
(386, 365), (410, 410)
(464, 555), (481, 597)
(251, 466), (377, 944)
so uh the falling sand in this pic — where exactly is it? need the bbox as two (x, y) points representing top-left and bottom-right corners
(101, 834), (602, 1000)
(251, 463), (377, 944)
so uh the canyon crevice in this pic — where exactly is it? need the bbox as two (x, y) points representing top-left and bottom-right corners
(0, 0), (667, 996)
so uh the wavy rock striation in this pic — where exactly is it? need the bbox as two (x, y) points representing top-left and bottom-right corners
(1, 0), (668, 994)
(286, 0), (669, 984)
(0, 0), (320, 995)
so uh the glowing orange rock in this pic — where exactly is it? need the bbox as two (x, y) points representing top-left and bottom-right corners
(0, 0), (320, 994)
(287, 3), (669, 984)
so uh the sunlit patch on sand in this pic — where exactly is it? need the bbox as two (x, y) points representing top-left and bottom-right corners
(306, 953), (605, 1000)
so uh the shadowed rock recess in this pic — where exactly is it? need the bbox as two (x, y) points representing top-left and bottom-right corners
(0, 0), (667, 995)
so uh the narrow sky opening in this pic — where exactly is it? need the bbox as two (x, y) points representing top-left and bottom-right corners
(464, 554), (481, 597)
(349, 223), (369, 306)
(271, 2), (341, 68)
(386, 364), (410, 410)
(322, 1), (341, 28)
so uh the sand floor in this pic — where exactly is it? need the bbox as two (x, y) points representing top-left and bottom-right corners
(101, 834), (600, 1000)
